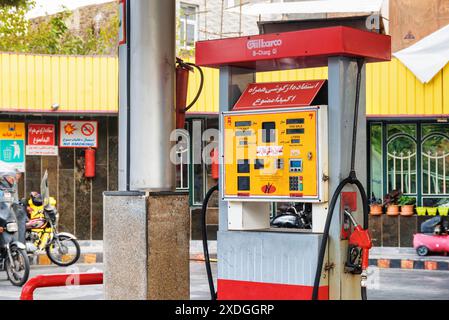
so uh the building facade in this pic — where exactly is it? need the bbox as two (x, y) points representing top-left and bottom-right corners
(3, 0), (449, 247)
(0, 52), (118, 240)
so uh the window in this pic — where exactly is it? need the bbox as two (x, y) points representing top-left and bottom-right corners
(369, 123), (383, 199)
(180, 3), (198, 49)
(369, 121), (449, 207)
(175, 123), (190, 191)
(421, 124), (449, 207)
(225, 0), (237, 8)
(386, 124), (417, 195)
(188, 118), (219, 207)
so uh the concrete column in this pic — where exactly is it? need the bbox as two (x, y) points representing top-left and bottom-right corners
(147, 192), (190, 300)
(103, 191), (147, 300)
(106, 0), (189, 300)
(129, 0), (176, 191)
(103, 192), (190, 300)
(327, 57), (367, 300)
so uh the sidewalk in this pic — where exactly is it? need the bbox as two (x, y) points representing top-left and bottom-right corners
(30, 240), (103, 266)
(31, 240), (449, 271)
(369, 247), (449, 271)
(190, 241), (449, 271)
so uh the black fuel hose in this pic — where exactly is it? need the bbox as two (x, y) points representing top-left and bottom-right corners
(312, 59), (369, 300)
(201, 184), (218, 300)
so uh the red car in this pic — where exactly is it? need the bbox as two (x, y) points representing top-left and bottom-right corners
(413, 233), (449, 256)
(414, 216), (449, 256)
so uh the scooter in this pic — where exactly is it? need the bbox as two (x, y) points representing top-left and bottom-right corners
(25, 170), (80, 266)
(413, 216), (449, 256)
(0, 173), (30, 286)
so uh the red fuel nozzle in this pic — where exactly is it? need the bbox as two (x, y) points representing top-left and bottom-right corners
(344, 210), (372, 287)
(350, 225), (372, 271)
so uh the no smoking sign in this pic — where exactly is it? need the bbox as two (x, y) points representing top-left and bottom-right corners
(60, 120), (98, 148)
(81, 123), (95, 137)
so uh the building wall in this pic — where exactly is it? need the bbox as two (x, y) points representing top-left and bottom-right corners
(366, 59), (449, 117)
(180, 0), (280, 41)
(0, 115), (118, 240)
(186, 58), (449, 118)
(0, 52), (118, 114)
(390, 0), (449, 52)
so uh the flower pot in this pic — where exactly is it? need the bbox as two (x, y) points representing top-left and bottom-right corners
(386, 205), (400, 216)
(400, 205), (415, 216)
(416, 207), (427, 216)
(438, 207), (449, 216)
(427, 207), (438, 216)
(370, 204), (383, 216)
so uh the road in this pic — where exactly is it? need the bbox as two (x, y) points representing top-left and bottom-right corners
(0, 264), (104, 300)
(367, 267), (449, 300)
(1, 262), (448, 300)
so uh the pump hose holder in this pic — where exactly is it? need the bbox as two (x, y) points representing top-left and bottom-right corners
(311, 58), (369, 301)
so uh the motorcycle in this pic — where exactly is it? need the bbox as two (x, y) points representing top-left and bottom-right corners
(270, 203), (312, 229)
(25, 170), (80, 267)
(0, 173), (30, 286)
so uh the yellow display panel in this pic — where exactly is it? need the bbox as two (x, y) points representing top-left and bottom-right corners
(222, 106), (327, 202)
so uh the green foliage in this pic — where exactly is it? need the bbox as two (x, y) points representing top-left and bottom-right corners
(0, 0), (27, 7)
(398, 196), (416, 206)
(0, 1), (119, 55)
(0, 0), (33, 52)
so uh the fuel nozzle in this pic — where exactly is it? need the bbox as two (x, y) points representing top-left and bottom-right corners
(344, 210), (372, 279)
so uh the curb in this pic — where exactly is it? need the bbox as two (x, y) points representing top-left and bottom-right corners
(30, 252), (103, 266)
(191, 254), (449, 271)
(33, 252), (448, 271)
(369, 258), (449, 271)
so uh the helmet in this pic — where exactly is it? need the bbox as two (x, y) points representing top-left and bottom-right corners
(30, 192), (43, 206)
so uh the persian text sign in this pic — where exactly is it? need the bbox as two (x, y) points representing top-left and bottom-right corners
(28, 124), (55, 146)
(233, 80), (325, 110)
(60, 121), (98, 148)
(27, 124), (58, 156)
(0, 122), (25, 172)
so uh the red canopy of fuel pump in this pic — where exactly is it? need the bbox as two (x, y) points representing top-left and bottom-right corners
(195, 26), (391, 71)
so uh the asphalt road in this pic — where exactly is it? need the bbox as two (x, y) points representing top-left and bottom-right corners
(0, 263), (104, 300)
(1, 262), (448, 300)
(367, 267), (449, 300)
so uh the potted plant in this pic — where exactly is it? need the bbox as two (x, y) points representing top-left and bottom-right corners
(369, 193), (383, 216)
(438, 206), (449, 217)
(384, 190), (402, 216)
(398, 196), (416, 216)
(427, 207), (438, 216)
(416, 207), (427, 216)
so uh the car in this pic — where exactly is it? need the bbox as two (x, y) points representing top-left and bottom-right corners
(413, 216), (449, 256)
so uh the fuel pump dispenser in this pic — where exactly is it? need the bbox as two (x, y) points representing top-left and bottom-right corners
(196, 26), (390, 300)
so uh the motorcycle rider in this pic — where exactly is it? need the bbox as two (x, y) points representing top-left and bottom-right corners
(0, 170), (27, 244)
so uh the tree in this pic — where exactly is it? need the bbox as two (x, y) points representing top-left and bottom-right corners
(0, 0), (119, 55)
(0, 0), (32, 52)
(0, 0), (28, 7)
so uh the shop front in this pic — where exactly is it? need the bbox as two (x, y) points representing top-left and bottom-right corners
(368, 120), (449, 247)
(2, 115), (118, 240)
(0, 52), (118, 240)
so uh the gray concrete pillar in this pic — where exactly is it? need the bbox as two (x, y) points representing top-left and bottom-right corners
(103, 192), (190, 300)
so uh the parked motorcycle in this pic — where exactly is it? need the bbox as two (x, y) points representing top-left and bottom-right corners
(25, 170), (80, 267)
(270, 203), (312, 229)
(0, 173), (30, 286)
